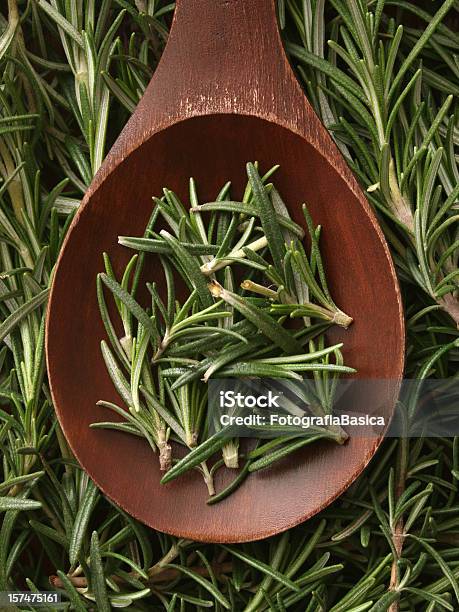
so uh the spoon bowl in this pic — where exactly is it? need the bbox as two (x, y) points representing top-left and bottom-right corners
(46, 0), (404, 543)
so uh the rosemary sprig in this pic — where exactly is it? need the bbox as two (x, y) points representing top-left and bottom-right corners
(95, 164), (354, 497)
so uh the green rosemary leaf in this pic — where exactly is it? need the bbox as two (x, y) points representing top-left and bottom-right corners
(102, 551), (148, 580)
(192, 201), (304, 238)
(286, 41), (365, 101)
(188, 177), (207, 244)
(166, 593), (178, 612)
(384, 25), (403, 95)
(0, 497), (42, 511)
(248, 436), (300, 460)
(270, 303), (328, 322)
(247, 162), (285, 272)
(208, 282), (303, 354)
(164, 564), (231, 609)
(89, 422), (144, 437)
(206, 456), (252, 505)
(403, 588), (453, 611)
(130, 328), (149, 413)
(0, 11), (19, 61)
(203, 340), (264, 383)
(90, 531), (110, 612)
(97, 276), (130, 370)
(253, 343), (343, 364)
(0, 472), (44, 494)
(241, 247), (269, 271)
(170, 339), (257, 390)
(95, 401), (157, 450)
(388, 0), (456, 101)
(160, 431), (228, 484)
(291, 246), (327, 305)
(428, 216), (459, 256)
(161, 367), (196, 379)
(69, 481), (98, 566)
(100, 341), (132, 407)
(99, 273), (156, 338)
(410, 536), (459, 604)
(140, 386), (187, 442)
(147, 282), (169, 330)
(119, 236), (220, 255)
(160, 230), (213, 309)
(162, 257), (176, 326)
(221, 546), (301, 592)
(165, 592), (212, 607)
(330, 578), (376, 611)
(248, 436), (327, 472)
(216, 214), (239, 259)
(169, 325), (249, 345)
(166, 363), (209, 390)
(270, 186), (298, 245)
(168, 321), (255, 356)
(37, 0), (84, 46)
(244, 532), (290, 612)
(209, 255), (269, 274)
(0, 288), (49, 344)
(385, 68), (421, 140)
(171, 301), (230, 328)
(402, 486), (433, 534)
(367, 591), (400, 611)
(338, 604), (374, 612)
(111, 257), (134, 343)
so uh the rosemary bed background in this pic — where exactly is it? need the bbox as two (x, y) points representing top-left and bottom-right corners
(0, 0), (458, 609)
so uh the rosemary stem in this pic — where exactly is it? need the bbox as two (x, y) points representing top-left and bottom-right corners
(388, 437), (409, 612)
(153, 331), (170, 361)
(157, 429), (172, 471)
(186, 431), (197, 447)
(200, 461), (215, 496)
(0, 139), (26, 229)
(200, 236), (268, 275)
(148, 541), (183, 576)
(240, 279), (278, 298)
(49, 561), (234, 589)
(32, 488), (67, 537)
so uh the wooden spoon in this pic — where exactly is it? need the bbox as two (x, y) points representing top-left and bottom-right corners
(46, 0), (404, 543)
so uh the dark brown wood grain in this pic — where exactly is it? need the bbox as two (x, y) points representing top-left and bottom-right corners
(45, 0), (405, 543)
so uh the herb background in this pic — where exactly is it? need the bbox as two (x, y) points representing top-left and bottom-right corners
(0, 0), (458, 610)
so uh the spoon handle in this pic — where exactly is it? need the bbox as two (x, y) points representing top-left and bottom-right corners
(104, 0), (357, 203)
(164, 0), (291, 94)
(121, 1), (326, 150)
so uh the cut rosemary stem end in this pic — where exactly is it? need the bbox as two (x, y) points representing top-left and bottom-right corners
(95, 162), (355, 503)
(222, 440), (239, 469)
(332, 310), (353, 329)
